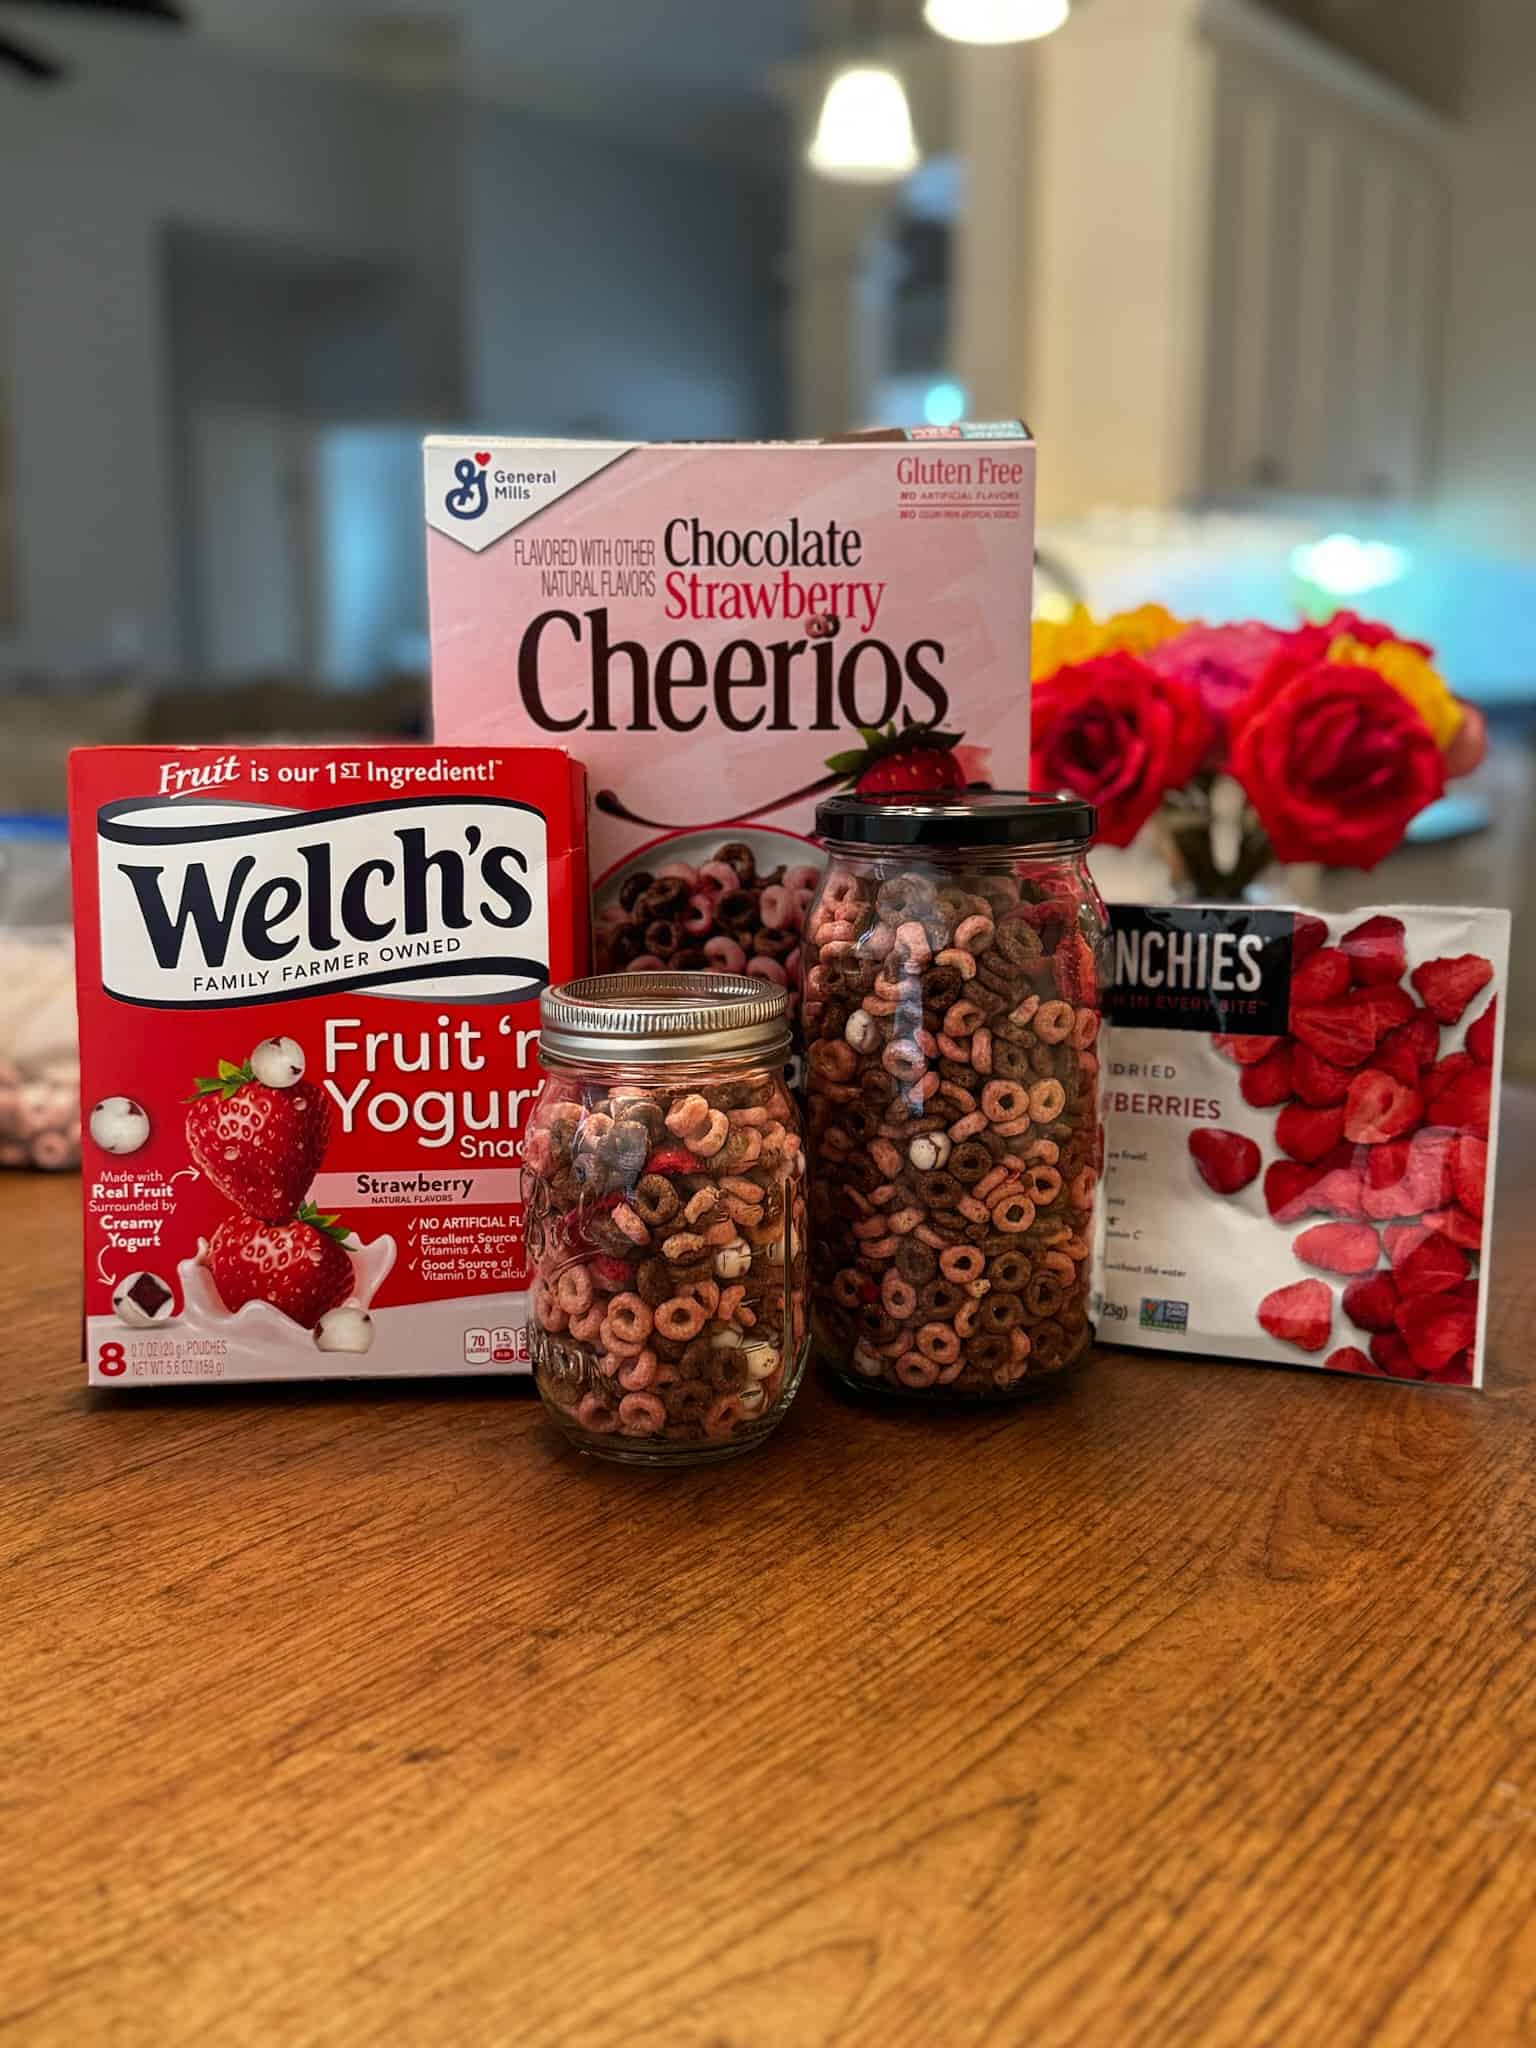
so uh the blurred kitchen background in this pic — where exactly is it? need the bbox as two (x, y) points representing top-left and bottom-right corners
(1, 0), (1532, 1060)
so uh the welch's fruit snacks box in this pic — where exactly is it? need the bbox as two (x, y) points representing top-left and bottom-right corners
(424, 428), (1033, 1031)
(68, 745), (586, 1384)
(1096, 903), (1509, 1388)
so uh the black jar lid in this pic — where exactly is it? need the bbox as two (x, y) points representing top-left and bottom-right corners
(815, 789), (1096, 849)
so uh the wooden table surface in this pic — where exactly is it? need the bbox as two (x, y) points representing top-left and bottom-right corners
(4, 1098), (1535, 2048)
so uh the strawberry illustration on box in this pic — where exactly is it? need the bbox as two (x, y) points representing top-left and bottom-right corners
(69, 745), (586, 1384)
(1097, 903), (1509, 1387)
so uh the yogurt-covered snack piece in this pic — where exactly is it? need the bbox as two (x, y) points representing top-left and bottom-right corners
(68, 744), (588, 1384)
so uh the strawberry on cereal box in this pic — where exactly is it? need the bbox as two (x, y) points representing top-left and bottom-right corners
(1098, 903), (1510, 1388)
(69, 744), (587, 1385)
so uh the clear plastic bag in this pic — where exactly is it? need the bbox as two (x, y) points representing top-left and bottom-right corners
(0, 818), (79, 1170)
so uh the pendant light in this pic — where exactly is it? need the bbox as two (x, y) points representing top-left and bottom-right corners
(923, 0), (1070, 43)
(807, 1), (919, 184)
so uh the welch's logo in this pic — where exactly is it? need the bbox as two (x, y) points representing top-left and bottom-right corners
(96, 796), (550, 1008)
(1106, 905), (1294, 1035)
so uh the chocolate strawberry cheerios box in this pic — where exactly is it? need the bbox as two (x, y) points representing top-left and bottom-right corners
(1096, 904), (1509, 1387)
(69, 745), (586, 1384)
(424, 428), (1033, 1035)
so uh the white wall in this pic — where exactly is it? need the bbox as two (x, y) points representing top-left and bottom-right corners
(0, 35), (424, 679)
(464, 105), (784, 439)
(0, 37), (786, 682)
(1435, 0), (1536, 558)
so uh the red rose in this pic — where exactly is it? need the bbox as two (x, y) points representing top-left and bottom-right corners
(1322, 609), (1432, 657)
(1230, 660), (1445, 868)
(1030, 650), (1210, 847)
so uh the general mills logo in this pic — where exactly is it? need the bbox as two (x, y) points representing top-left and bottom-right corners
(444, 450), (491, 521)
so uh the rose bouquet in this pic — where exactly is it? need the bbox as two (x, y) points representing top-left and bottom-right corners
(1030, 605), (1487, 898)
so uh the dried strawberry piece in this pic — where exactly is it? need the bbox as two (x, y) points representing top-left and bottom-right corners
(1312, 1165), (1366, 1218)
(1393, 1231), (1470, 1297)
(1339, 913), (1407, 987)
(1347, 983), (1416, 1040)
(644, 1146), (698, 1176)
(1274, 1101), (1345, 1164)
(1451, 1135), (1487, 1218)
(1422, 1207), (1483, 1251)
(1290, 998), (1375, 1068)
(1433, 1065), (1491, 1138)
(1411, 953), (1494, 1025)
(1053, 930), (1098, 1005)
(1324, 1344), (1388, 1377)
(1395, 1290), (1478, 1373)
(1384, 1222), (1432, 1265)
(1293, 1220), (1381, 1274)
(1258, 1277), (1333, 1352)
(1239, 1043), (1295, 1108)
(587, 1253), (636, 1293)
(1363, 1138), (1409, 1190)
(1292, 1043), (1351, 1107)
(1211, 1033), (1285, 1067)
(1423, 1350), (1474, 1386)
(1343, 1269), (1399, 1332)
(1369, 1331), (1417, 1378)
(1403, 1130), (1456, 1209)
(1289, 947), (1352, 1006)
(1188, 1127), (1261, 1195)
(1292, 912), (1330, 963)
(1378, 1008), (1440, 1074)
(1264, 1159), (1324, 1223)
(1371, 1035), (1423, 1091)
(1342, 1068), (1425, 1146)
(1423, 1050), (1473, 1106)
(1465, 997), (1497, 1066)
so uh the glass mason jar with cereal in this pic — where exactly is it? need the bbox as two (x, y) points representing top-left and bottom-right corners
(526, 972), (809, 1463)
(803, 793), (1106, 1401)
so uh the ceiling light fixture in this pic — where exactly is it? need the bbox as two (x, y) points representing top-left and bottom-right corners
(923, 0), (1070, 45)
(807, 63), (920, 183)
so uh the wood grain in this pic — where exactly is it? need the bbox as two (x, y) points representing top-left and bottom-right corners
(3, 1097), (1535, 2048)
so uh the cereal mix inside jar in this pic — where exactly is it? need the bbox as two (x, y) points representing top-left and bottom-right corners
(803, 793), (1105, 1400)
(526, 973), (809, 1463)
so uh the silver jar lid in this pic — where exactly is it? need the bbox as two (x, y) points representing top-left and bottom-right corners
(538, 971), (791, 1069)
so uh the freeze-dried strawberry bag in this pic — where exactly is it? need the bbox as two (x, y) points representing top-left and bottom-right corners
(1095, 904), (1509, 1387)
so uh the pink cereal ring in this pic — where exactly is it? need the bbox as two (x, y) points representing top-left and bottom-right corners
(939, 1244), (985, 1284)
(810, 1039), (858, 1083)
(654, 1297), (708, 1341)
(705, 936), (747, 972)
(954, 1301), (979, 1339)
(887, 1206), (924, 1236)
(944, 1000), (986, 1037)
(908, 1072), (941, 1105)
(569, 1303), (605, 1344)
(605, 1293), (653, 1344)
(934, 948), (976, 979)
(683, 893), (717, 935)
(981, 1080), (1029, 1123)
(895, 1351), (939, 1389)
(1025, 1138), (1060, 1165)
(973, 1164), (1011, 1200)
(895, 921), (933, 967)
(1027, 1165), (1063, 1206)
(937, 1034), (969, 1063)
(618, 1392), (667, 1435)
(666, 1092), (713, 1139)
(555, 1265), (594, 1314)
(759, 885), (793, 930)
(971, 1030), (995, 1076)
(575, 1393), (619, 1434)
(1073, 1007), (1100, 1048)
(1034, 1001), (1075, 1044)
(1009, 995), (1041, 1026)
(748, 956), (788, 985)
(617, 1348), (660, 1391)
(870, 1138), (903, 1178)
(717, 1283), (746, 1321)
(611, 1202), (650, 1245)
(991, 1193), (1037, 1233)
(881, 1271), (918, 1319)
(948, 1111), (987, 1142)
(699, 860), (742, 892)
(882, 1039), (928, 1083)
(991, 1115), (1034, 1137)
(863, 1234), (900, 1258)
(915, 1225), (947, 1250)
(917, 1321), (961, 1365)
(1028, 1079), (1067, 1123)
(690, 1110), (731, 1156)
(953, 915), (995, 952)
(956, 1194), (989, 1225)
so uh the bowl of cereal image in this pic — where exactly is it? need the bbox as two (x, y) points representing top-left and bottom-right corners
(592, 827), (822, 1030)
